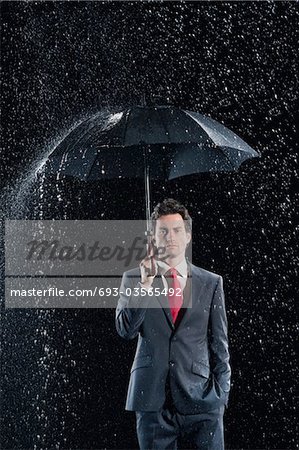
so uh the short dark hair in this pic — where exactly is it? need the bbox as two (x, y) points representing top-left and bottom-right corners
(151, 198), (192, 233)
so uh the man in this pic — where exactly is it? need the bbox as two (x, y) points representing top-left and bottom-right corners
(115, 198), (231, 450)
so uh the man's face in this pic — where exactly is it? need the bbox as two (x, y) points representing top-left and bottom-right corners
(153, 213), (191, 263)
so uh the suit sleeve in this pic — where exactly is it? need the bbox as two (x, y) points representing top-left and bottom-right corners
(208, 275), (231, 406)
(115, 271), (152, 340)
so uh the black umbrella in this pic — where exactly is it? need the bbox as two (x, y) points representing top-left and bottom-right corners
(44, 105), (260, 230)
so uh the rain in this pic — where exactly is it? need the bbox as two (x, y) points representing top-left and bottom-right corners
(0, 2), (298, 450)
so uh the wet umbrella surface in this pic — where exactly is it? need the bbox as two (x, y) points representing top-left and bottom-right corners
(44, 105), (260, 224)
(46, 105), (259, 180)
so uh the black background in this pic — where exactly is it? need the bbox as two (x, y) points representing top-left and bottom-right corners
(1, 2), (298, 449)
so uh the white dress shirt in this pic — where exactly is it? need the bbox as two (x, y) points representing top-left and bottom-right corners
(156, 258), (188, 293)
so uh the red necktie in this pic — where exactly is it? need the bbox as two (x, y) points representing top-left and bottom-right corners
(167, 268), (183, 323)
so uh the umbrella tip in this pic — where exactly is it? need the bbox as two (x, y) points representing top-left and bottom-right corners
(141, 93), (147, 107)
(140, 94), (173, 108)
(140, 94), (154, 107)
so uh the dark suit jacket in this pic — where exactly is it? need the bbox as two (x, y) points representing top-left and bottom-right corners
(115, 262), (231, 413)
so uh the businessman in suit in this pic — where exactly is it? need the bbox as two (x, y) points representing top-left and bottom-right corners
(115, 198), (231, 449)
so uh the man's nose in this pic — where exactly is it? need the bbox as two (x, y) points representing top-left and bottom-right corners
(166, 230), (175, 241)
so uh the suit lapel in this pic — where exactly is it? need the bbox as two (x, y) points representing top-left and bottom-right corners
(173, 263), (203, 331)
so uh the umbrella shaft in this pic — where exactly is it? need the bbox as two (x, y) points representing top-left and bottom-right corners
(145, 166), (151, 225)
(143, 144), (151, 230)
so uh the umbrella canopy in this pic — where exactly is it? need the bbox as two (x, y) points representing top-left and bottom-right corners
(46, 105), (259, 182)
(44, 105), (260, 235)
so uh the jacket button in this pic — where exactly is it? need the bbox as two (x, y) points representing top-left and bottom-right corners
(169, 361), (175, 367)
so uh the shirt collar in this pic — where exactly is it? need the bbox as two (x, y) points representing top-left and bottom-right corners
(156, 258), (188, 277)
